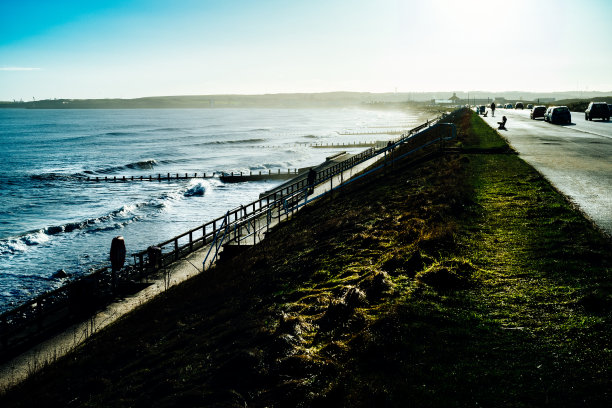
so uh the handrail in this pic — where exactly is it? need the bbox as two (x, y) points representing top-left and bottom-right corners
(202, 212), (230, 268)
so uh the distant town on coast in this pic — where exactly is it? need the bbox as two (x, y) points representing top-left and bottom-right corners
(1, 90), (611, 109)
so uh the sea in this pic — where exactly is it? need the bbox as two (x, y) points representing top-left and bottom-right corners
(0, 107), (425, 313)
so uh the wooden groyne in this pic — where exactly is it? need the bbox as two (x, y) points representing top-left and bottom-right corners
(311, 141), (384, 149)
(337, 130), (404, 135)
(86, 169), (302, 183)
(219, 169), (306, 183)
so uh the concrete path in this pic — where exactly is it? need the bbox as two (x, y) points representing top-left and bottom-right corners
(479, 107), (612, 236)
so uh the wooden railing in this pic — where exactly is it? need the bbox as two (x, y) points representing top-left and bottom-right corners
(130, 114), (454, 273)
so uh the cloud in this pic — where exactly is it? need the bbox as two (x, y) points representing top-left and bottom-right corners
(0, 67), (42, 71)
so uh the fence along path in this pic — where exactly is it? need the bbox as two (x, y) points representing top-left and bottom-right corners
(131, 115), (453, 274)
(0, 113), (456, 388)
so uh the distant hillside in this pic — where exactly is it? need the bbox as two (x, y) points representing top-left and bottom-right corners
(2, 91), (611, 109)
(0, 93), (414, 109)
(553, 96), (612, 112)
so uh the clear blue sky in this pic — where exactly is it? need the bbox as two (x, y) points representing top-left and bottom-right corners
(1, 0), (611, 100)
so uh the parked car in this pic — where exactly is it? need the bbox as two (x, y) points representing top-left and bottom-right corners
(530, 106), (547, 119)
(527, 104), (534, 109)
(506, 103), (513, 109)
(515, 102), (524, 109)
(478, 105), (486, 114)
(584, 102), (610, 121)
(544, 106), (571, 124)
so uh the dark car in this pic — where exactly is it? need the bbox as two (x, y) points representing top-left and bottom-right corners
(585, 102), (610, 121)
(530, 106), (546, 119)
(478, 105), (486, 114)
(544, 106), (571, 124)
(515, 102), (524, 109)
(527, 104), (534, 109)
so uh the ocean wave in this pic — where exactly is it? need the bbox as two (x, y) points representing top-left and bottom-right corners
(103, 131), (132, 136)
(44, 204), (144, 236)
(0, 229), (51, 256)
(89, 159), (161, 174)
(0, 204), (145, 256)
(183, 178), (221, 198)
(146, 127), (189, 133)
(30, 173), (85, 181)
(193, 138), (268, 147)
(184, 183), (205, 197)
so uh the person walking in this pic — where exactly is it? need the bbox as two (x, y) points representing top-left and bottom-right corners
(110, 236), (126, 293)
(491, 102), (496, 117)
(307, 168), (316, 195)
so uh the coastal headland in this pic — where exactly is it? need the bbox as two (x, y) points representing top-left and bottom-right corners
(1, 108), (610, 406)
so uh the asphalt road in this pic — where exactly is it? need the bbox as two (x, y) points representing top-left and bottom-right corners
(479, 107), (612, 236)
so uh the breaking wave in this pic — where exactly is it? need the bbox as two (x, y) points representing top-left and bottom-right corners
(183, 178), (221, 197)
(0, 204), (145, 256)
(87, 159), (165, 174)
(184, 183), (206, 197)
(0, 177), (224, 257)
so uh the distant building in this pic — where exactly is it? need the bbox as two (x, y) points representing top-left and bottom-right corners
(433, 93), (462, 105)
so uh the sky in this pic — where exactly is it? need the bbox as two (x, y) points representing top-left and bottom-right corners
(1, 0), (611, 100)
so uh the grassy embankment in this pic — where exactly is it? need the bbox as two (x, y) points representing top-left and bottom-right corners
(1, 108), (610, 407)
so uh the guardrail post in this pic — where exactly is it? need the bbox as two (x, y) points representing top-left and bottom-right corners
(138, 253), (144, 279)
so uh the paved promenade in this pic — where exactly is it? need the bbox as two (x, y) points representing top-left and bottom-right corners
(479, 108), (612, 236)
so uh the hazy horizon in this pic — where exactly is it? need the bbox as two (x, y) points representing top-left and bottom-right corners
(4, 90), (612, 105)
(2, 0), (611, 101)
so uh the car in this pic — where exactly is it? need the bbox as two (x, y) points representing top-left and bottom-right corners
(544, 106), (571, 124)
(478, 105), (486, 114)
(527, 104), (533, 109)
(584, 102), (610, 121)
(515, 102), (524, 109)
(506, 103), (513, 109)
(530, 106), (546, 119)
(609, 104), (612, 113)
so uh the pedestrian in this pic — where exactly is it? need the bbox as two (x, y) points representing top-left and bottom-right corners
(110, 236), (126, 293)
(307, 168), (316, 195)
(491, 102), (496, 117)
